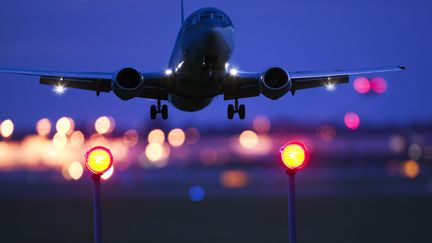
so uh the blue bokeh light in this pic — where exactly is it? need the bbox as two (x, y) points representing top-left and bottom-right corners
(189, 185), (205, 202)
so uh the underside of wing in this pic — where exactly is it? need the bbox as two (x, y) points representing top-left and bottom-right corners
(0, 68), (170, 100)
(223, 66), (405, 100)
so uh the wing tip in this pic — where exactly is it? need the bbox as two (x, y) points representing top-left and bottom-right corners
(399, 65), (406, 70)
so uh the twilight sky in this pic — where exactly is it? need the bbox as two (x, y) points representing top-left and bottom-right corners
(0, 0), (430, 129)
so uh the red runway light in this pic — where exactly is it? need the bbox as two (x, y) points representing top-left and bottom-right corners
(353, 77), (371, 94)
(280, 141), (309, 172)
(85, 146), (113, 175)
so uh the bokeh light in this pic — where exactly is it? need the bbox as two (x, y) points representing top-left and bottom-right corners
(70, 131), (85, 148)
(353, 77), (371, 94)
(68, 161), (84, 180)
(123, 129), (139, 147)
(101, 166), (114, 180)
(319, 125), (336, 142)
(189, 186), (205, 202)
(52, 132), (67, 149)
(145, 143), (164, 162)
(252, 116), (271, 133)
(0, 119), (14, 138)
(344, 112), (360, 130)
(56, 117), (74, 135)
(389, 135), (406, 153)
(148, 129), (165, 145)
(36, 118), (51, 136)
(370, 77), (387, 94)
(408, 144), (423, 160)
(95, 116), (115, 135)
(185, 127), (200, 144)
(168, 128), (186, 147)
(402, 160), (420, 178)
(220, 170), (248, 188)
(239, 130), (258, 149)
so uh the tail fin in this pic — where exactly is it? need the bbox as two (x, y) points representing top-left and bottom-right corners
(181, 0), (184, 24)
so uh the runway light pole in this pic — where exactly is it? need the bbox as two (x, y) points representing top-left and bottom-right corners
(280, 141), (309, 243)
(84, 146), (113, 243)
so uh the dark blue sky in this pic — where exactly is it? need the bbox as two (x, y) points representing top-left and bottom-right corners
(0, 0), (430, 129)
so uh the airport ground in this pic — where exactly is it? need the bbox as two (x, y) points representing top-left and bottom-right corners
(1, 193), (431, 243)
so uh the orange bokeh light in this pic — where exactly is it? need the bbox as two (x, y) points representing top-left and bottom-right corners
(148, 129), (165, 145)
(402, 160), (420, 178)
(239, 130), (258, 149)
(168, 128), (186, 147)
(280, 141), (309, 171)
(85, 146), (113, 175)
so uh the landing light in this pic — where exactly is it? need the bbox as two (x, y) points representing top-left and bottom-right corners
(165, 69), (173, 76)
(54, 84), (66, 95)
(177, 61), (184, 69)
(325, 83), (336, 91)
(229, 68), (238, 76)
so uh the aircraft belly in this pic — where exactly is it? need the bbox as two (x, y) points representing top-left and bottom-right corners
(169, 94), (213, 112)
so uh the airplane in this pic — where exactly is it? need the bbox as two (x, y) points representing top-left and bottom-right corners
(0, 1), (404, 120)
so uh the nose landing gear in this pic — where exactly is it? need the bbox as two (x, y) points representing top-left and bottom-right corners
(150, 100), (168, 120)
(227, 99), (245, 120)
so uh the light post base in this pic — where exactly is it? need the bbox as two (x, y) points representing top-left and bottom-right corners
(287, 170), (297, 243)
(92, 175), (102, 243)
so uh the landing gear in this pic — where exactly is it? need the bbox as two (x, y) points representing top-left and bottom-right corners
(227, 104), (235, 119)
(161, 104), (168, 120)
(150, 100), (168, 120)
(227, 99), (246, 120)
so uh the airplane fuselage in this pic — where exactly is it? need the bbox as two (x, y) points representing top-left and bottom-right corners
(167, 8), (234, 111)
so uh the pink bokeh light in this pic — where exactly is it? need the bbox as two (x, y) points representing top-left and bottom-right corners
(344, 112), (360, 130)
(370, 77), (388, 94)
(353, 77), (371, 94)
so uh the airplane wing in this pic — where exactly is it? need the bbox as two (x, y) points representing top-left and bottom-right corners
(223, 66), (405, 100)
(0, 68), (169, 99)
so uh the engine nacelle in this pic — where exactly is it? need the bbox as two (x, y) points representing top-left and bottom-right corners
(112, 67), (144, 100)
(260, 67), (291, 100)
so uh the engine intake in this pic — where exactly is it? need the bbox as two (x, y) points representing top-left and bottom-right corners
(112, 67), (144, 100)
(260, 67), (291, 100)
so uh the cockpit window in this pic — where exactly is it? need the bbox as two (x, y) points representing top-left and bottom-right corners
(200, 14), (213, 20)
(184, 10), (233, 30)
(213, 15), (224, 20)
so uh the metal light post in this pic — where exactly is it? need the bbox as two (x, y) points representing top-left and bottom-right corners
(280, 141), (309, 243)
(84, 146), (114, 243)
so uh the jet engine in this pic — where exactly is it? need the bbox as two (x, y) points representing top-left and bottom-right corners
(112, 67), (144, 100)
(260, 67), (291, 100)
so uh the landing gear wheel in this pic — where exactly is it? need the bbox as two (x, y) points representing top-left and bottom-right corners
(238, 104), (246, 120)
(227, 104), (235, 119)
(150, 105), (157, 120)
(161, 104), (168, 120)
